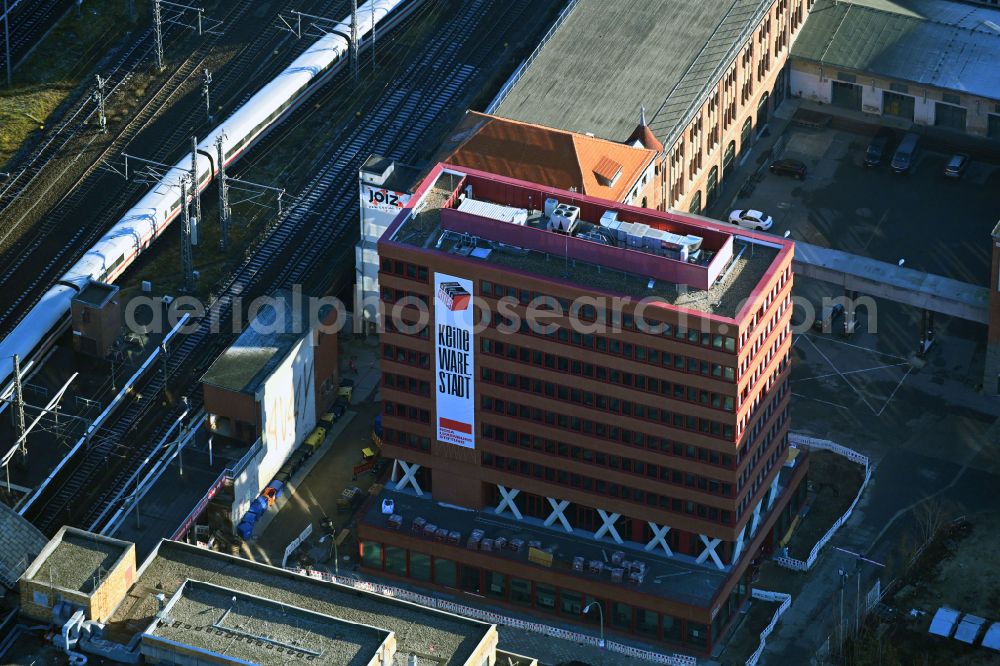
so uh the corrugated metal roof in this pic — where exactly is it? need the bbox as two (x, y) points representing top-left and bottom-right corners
(495, 0), (770, 142)
(650, 0), (770, 146)
(791, 0), (1000, 102)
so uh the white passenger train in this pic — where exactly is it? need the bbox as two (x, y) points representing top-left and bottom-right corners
(0, 0), (416, 391)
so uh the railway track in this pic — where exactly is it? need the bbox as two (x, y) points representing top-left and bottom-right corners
(0, 0), (339, 338)
(0, 0), (66, 75)
(52, 0), (544, 536)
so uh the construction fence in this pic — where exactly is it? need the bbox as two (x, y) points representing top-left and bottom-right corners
(745, 589), (793, 666)
(772, 434), (871, 571)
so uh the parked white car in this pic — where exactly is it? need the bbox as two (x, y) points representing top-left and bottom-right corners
(728, 209), (774, 231)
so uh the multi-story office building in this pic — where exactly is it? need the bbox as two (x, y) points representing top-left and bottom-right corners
(360, 163), (807, 655)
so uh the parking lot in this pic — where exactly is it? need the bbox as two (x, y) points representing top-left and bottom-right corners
(724, 108), (1000, 662)
(732, 116), (1000, 475)
(729, 123), (1000, 286)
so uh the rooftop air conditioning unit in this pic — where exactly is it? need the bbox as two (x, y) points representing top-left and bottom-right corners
(544, 197), (559, 218)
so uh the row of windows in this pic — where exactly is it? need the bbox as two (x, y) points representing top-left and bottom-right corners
(360, 541), (730, 649)
(482, 426), (736, 498)
(480, 394), (736, 443)
(379, 258), (428, 282)
(380, 287), (428, 306)
(481, 364), (736, 414)
(478, 281), (738, 352)
(480, 337), (736, 385)
(383, 401), (430, 424)
(384, 318), (430, 339)
(382, 372), (431, 397)
(481, 451), (734, 525)
(381, 343), (430, 369)
(484, 427), (735, 470)
(383, 428), (431, 451)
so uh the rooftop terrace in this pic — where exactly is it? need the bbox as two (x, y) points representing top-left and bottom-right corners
(386, 167), (785, 320)
(107, 540), (493, 664)
(147, 580), (390, 666)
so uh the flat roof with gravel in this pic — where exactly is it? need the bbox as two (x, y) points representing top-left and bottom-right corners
(107, 540), (492, 664)
(146, 580), (389, 666)
(25, 529), (127, 594)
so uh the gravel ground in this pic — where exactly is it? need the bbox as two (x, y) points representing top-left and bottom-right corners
(32, 531), (125, 593)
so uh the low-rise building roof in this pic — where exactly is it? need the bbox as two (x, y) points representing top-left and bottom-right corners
(439, 112), (656, 202)
(145, 580), (391, 666)
(106, 539), (495, 664)
(22, 527), (130, 595)
(791, 0), (1000, 102)
(201, 288), (332, 395)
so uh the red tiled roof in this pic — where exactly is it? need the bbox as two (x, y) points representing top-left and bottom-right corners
(592, 155), (623, 184)
(439, 112), (655, 202)
(626, 123), (664, 152)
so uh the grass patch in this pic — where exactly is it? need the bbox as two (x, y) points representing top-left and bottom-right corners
(784, 450), (865, 560)
(0, 86), (66, 159)
(0, 0), (144, 168)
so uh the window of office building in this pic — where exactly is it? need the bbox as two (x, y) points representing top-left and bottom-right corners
(612, 602), (633, 630)
(385, 546), (407, 576)
(560, 590), (583, 616)
(459, 566), (482, 594)
(409, 552), (431, 581)
(706, 166), (719, 207)
(434, 558), (456, 587)
(510, 578), (533, 605)
(487, 572), (506, 599)
(361, 541), (382, 569)
(740, 118), (753, 157)
(688, 621), (709, 647)
(663, 614), (683, 642)
(535, 583), (557, 611)
(636, 609), (659, 637)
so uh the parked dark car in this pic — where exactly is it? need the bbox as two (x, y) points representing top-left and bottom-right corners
(813, 303), (845, 332)
(864, 127), (895, 167)
(768, 158), (807, 179)
(944, 153), (970, 179)
(890, 132), (920, 173)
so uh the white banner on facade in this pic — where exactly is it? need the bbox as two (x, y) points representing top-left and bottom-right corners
(361, 185), (411, 213)
(434, 273), (475, 448)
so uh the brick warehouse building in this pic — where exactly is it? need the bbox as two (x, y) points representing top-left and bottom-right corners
(360, 164), (807, 655)
(492, 0), (812, 216)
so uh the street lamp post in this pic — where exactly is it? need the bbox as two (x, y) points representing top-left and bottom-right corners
(583, 601), (605, 648)
(320, 515), (338, 575)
